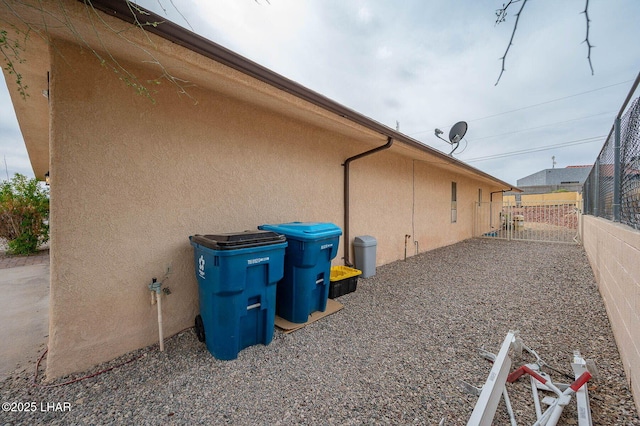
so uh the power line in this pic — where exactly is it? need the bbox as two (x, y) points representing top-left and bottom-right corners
(469, 110), (615, 141)
(464, 136), (603, 162)
(463, 135), (605, 162)
(410, 79), (633, 136)
(465, 82), (630, 123)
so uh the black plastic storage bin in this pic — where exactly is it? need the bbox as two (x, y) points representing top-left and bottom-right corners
(328, 266), (361, 299)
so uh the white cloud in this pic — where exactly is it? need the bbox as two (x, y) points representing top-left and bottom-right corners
(356, 6), (373, 24)
(375, 46), (392, 59)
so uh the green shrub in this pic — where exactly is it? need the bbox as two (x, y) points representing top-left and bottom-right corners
(0, 173), (49, 255)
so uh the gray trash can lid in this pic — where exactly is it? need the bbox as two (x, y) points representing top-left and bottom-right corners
(353, 235), (376, 247)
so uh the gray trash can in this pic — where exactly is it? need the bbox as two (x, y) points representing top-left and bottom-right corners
(353, 235), (377, 278)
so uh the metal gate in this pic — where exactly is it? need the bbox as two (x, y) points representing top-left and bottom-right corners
(474, 199), (582, 243)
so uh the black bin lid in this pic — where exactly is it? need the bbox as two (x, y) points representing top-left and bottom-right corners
(191, 230), (285, 250)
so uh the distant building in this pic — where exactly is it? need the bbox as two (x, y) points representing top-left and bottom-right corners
(516, 165), (592, 194)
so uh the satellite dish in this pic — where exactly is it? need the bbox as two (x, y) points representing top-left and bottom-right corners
(449, 121), (468, 144)
(434, 120), (468, 155)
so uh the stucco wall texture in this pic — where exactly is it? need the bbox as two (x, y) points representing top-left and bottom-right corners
(42, 37), (503, 378)
(582, 216), (640, 415)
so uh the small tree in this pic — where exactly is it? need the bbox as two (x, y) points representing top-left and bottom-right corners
(0, 173), (49, 255)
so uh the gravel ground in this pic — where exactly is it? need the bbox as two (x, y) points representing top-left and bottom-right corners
(1, 238), (638, 425)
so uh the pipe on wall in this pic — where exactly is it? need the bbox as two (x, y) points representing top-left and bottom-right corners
(343, 137), (393, 266)
(490, 188), (513, 202)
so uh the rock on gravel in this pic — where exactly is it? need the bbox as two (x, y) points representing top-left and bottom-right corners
(1, 239), (638, 425)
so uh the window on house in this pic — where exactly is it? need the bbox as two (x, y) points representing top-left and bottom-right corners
(451, 182), (457, 223)
(478, 188), (483, 205)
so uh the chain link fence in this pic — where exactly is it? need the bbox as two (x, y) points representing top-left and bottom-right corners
(583, 97), (640, 229)
(621, 98), (640, 226)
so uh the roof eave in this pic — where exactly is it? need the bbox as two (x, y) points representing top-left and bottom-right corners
(89, 0), (518, 191)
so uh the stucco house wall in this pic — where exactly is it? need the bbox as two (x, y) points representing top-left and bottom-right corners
(3, 0), (515, 378)
(44, 39), (504, 377)
(348, 155), (489, 264)
(48, 40), (340, 377)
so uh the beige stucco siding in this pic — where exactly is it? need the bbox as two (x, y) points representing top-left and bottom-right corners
(414, 161), (480, 249)
(349, 156), (493, 263)
(47, 41), (350, 377)
(349, 153), (412, 265)
(42, 38), (506, 378)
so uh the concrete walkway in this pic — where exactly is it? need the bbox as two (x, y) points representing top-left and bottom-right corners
(0, 253), (49, 381)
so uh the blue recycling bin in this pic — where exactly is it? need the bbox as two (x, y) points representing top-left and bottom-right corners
(258, 222), (342, 323)
(189, 231), (287, 360)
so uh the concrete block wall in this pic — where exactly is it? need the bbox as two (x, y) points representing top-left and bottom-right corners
(582, 215), (640, 414)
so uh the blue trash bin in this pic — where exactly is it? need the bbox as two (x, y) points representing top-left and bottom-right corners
(189, 231), (287, 360)
(258, 222), (342, 323)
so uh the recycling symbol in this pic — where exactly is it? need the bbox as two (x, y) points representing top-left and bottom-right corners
(198, 255), (206, 278)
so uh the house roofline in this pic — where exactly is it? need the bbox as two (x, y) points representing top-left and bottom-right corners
(89, 0), (519, 191)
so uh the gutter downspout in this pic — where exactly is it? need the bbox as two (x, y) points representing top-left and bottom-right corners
(490, 188), (513, 201)
(343, 137), (393, 266)
(490, 188), (514, 202)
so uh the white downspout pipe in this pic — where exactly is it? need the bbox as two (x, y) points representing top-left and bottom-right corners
(149, 278), (165, 352)
(156, 291), (164, 352)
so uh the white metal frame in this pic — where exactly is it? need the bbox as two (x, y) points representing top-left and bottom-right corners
(467, 331), (517, 426)
(571, 351), (594, 426)
(464, 332), (594, 426)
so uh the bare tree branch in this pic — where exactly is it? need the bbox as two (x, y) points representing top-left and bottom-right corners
(0, 29), (29, 99)
(1, 0), (198, 102)
(169, 0), (193, 32)
(494, 0), (521, 26)
(85, 0), (197, 103)
(155, 0), (194, 32)
(582, 0), (594, 75)
(495, 0), (528, 86)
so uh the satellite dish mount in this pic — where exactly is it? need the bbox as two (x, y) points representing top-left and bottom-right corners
(434, 121), (468, 155)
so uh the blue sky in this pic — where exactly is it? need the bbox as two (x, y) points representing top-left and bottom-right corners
(1, 0), (639, 184)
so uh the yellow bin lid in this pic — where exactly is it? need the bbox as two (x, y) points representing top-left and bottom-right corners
(330, 266), (362, 282)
